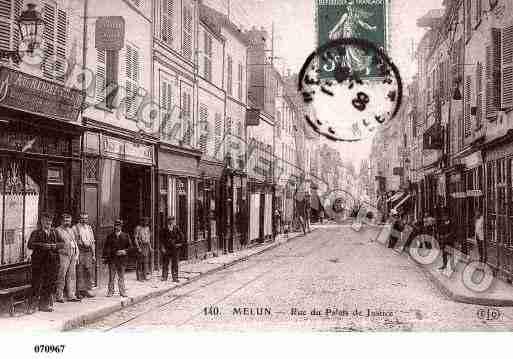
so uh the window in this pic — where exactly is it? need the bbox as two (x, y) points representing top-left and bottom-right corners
(182, 1), (193, 60)
(464, 75), (472, 137)
(0, 0), (22, 63)
(125, 44), (141, 118)
(42, 1), (68, 81)
(161, 0), (174, 46)
(181, 85), (193, 146)
(203, 32), (213, 81)
(465, 0), (471, 42)
(486, 28), (501, 118)
(160, 76), (174, 141)
(502, 25), (513, 109)
(95, 49), (106, 104)
(238, 62), (243, 100)
(475, 62), (483, 129)
(199, 104), (208, 153)
(227, 55), (233, 96)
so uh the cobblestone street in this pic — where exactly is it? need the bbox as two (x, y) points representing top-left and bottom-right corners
(78, 225), (513, 332)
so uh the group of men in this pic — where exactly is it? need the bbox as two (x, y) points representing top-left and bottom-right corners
(28, 212), (184, 314)
(28, 212), (96, 313)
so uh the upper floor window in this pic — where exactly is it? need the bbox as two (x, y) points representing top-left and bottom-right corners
(125, 43), (141, 119)
(0, 0), (22, 64)
(182, 1), (193, 61)
(238, 62), (244, 100)
(203, 32), (213, 81)
(161, 0), (175, 47)
(227, 55), (233, 96)
(42, 1), (68, 82)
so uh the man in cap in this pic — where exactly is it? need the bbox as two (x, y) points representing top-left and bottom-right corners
(73, 212), (96, 298)
(102, 219), (132, 297)
(159, 217), (184, 282)
(27, 213), (60, 313)
(55, 213), (81, 302)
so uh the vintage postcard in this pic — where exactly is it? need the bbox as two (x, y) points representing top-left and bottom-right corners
(1, 0), (513, 356)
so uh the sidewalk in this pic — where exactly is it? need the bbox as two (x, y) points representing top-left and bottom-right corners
(0, 231), (309, 332)
(373, 224), (513, 307)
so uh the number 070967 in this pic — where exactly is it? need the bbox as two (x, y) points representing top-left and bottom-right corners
(34, 345), (66, 354)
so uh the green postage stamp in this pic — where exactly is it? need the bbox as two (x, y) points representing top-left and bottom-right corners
(316, 0), (389, 77)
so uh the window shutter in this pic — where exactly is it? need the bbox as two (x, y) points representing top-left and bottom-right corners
(95, 49), (106, 103)
(276, 111), (281, 138)
(227, 56), (233, 95)
(476, 62), (483, 128)
(486, 29), (501, 118)
(238, 63), (243, 100)
(181, 86), (193, 146)
(125, 45), (140, 118)
(199, 104), (208, 153)
(182, 2), (193, 60)
(502, 24), (513, 109)
(203, 33), (212, 81)
(465, 0), (471, 42)
(55, 9), (67, 80)
(0, 0), (21, 57)
(214, 112), (222, 158)
(42, 2), (56, 79)
(161, 0), (174, 46)
(464, 75), (472, 138)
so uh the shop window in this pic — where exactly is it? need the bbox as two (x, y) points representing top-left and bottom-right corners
(0, 158), (42, 266)
(85, 157), (99, 183)
(100, 159), (120, 227)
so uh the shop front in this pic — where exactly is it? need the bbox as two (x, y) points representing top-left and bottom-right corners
(157, 145), (201, 261)
(83, 131), (154, 285)
(199, 160), (224, 255)
(223, 168), (248, 252)
(483, 135), (513, 281)
(0, 67), (83, 291)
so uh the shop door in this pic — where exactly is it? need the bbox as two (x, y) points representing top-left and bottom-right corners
(486, 161), (499, 270)
(497, 159), (512, 279)
(176, 178), (188, 260)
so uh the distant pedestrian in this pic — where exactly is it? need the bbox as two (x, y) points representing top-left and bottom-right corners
(134, 217), (152, 281)
(73, 213), (96, 299)
(160, 217), (184, 282)
(273, 209), (282, 237)
(474, 209), (485, 263)
(438, 209), (453, 270)
(55, 213), (81, 303)
(27, 213), (60, 313)
(103, 219), (131, 297)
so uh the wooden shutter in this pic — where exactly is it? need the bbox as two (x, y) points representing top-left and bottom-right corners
(55, 9), (67, 80)
(214, 112), (222, 158)
(204, 32), (212, 81)
(227, 55), (233, 95)
(42, 1), (55, 79)
(162, 0), (174, 46)
(125, 44), (140, 118)
(182, 1), (193, 60)
(199, 104), (208, 153)
(464, 75), (472, 138)
(502, 24), (513, 109)
(181, 86), (193, 146)
(0, 0), (21, 56)
(486, 29), (501, 118)
(476, 62), (483, 128)
(95, 49), (106, 103)
(238, 63), (243, 100)
(465, 0), (471, 42)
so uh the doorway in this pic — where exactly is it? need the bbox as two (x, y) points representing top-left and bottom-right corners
(120, 163), (151, 238)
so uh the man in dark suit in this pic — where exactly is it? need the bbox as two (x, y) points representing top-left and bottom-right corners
(27, 213), (61, 313)
(102, 219), (132, 297)
(160, 217), (184, 282)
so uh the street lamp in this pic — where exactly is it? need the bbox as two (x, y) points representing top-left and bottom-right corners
(0, 3), (44, 64)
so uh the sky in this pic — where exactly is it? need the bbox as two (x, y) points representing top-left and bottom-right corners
(203, 0), (444, 168)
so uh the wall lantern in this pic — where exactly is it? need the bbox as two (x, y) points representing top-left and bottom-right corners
(18, 3), (45, 54)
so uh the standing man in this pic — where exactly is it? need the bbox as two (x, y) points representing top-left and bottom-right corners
(73, 213), (96, 298)
(160, 217), (184, 282)
(134, 217), (152, 281)
(475, 209), (485, 263)
(55, 213), (80, 303)
(102, 219), (131, 297)
(438, 209), (453, 270)
(27, 213), (60, 313)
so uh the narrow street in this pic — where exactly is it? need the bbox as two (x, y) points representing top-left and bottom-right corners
(75, 226), (513, 332)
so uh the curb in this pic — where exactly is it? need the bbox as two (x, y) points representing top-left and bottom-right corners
(369, 225), (513, 307)
(62, 229), (313, 331)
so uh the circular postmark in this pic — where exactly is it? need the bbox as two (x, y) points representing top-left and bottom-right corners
(298, 37), (403, 142)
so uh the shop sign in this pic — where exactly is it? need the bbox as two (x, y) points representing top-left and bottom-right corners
(0, 67), (83, 122)
(102, 135), (154, 165)
(466, 189), (483, 197)
(462, 151), (482, 168)
(95, 16), (125, 51)
(450, 192), (467, 199)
